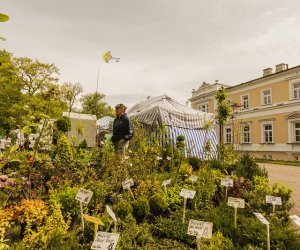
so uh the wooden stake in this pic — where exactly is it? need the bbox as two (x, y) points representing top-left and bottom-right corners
(80, 202), (84, 232)
(266, 224), (270, 250)
(234, 206), (237, 229)
(183, 197), (187, 223)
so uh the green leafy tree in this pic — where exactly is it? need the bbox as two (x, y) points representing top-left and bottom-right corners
(60, 82), (83, 115)
(80, 92), (114, 119)
(0, 50), (23, 131)
(14, 57), (59, 97)
(215, 87), (232, 161)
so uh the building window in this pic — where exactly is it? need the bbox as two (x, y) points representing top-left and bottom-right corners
(225, 127), (232, 144)
(261, 89), (272, 105)
(241, 95), (249, 109)
(294, 122), (300, 142)
(262, 123), (273, 143)
(199, 103), (208, 113)
(242, 125), (250, 143)
(293, 82), (300, 99)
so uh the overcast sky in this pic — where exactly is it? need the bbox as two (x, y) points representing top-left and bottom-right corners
(1, 0), (300, 109)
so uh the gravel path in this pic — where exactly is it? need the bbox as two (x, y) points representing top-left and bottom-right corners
(258, 163), (300, 215)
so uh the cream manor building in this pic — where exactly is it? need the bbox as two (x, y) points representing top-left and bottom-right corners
(189, 63), (300, 161)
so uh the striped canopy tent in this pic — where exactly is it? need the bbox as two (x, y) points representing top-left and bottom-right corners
(96, 116), (114, 132)
(127, 94), (217, 158)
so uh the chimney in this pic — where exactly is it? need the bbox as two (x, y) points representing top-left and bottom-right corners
(263, 68), (273, 77)
(275, 63), (287, 73)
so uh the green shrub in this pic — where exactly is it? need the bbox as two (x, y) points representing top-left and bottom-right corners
(149, 193), (168, 215)
(49, 186), (79, 220)
(143, 238), (193, 249)
(154, 216), (194, 246)
(235, 153), (267, 181)
(118, 215), (153, 249)
(187, 156), (201, 171)
(132, 198), (150, 222)
(56, 116), (71, 133)
(200, 231), (234, 250)
(113, 200), (133, 220)
(78, 139), (87, 149)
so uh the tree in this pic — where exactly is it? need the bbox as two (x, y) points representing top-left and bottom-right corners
(80, 92), (114, 119)
(0, 50), (23, 133)
(14, 57), (59, 97)
(215, 87), (232, 161)
(60, 82), (83, 115)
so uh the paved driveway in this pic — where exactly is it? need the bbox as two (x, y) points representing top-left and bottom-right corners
(258, 163), (300, 215)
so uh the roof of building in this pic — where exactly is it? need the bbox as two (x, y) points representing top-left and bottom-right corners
(62, 112), (97, 120)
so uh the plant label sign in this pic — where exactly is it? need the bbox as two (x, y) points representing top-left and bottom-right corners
(75, 188), (93, 204)
(180, 188), (196, 199)
(290, 215), (300, 227)
(106, 205), (116, 221)
(265, 195), (282, 205)
(227, 197), (245, 208)
(122, 178), (134, 189)
(221, 178), (233, 187)
(189, 175), (198, 182)
(162, 179), (171, 186)
(91, 232), (120, 250)
(187, 219), (213, 239)
(253, 212), (270, 225)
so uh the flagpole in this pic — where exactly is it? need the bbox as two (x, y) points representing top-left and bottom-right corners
(96, 64), (100, 93)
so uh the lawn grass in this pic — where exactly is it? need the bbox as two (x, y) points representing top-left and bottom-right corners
(255, 159), (300, 167)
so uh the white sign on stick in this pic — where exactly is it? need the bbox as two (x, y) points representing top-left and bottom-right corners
(162, 179), (171, 186)
(266, 195), (282, 205)
(221, 178), (233, 187)
(290, 215), (300, 227)
(253, 212), (270, 225)
(122, 178), (134, 189)
(227, 197), (245, 208)
(106, 205), (116, 221)
(189, 175), (198, 182)
(75, 188), (93, 204)
(180, 188), (196, 199)
(187, 219), (213, 239)
(91, 232), (120, 250)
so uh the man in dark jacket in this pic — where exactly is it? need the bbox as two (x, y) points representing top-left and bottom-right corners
(112, 104), (134, 158)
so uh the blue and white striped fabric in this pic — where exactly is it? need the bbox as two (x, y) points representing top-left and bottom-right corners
(128, 94), (218, 158)
(167, 126), (217, 158)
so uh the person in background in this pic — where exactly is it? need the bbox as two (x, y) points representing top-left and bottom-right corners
(111, 103), (134, 159)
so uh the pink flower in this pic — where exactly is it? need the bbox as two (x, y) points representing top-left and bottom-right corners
(0, 175), (8, 182)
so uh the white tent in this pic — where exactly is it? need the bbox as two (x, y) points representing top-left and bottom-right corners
(96, 116), (114, 132)
(127, 94), (217, 158)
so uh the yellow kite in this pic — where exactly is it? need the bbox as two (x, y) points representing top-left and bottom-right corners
(102, 51), (120, 63)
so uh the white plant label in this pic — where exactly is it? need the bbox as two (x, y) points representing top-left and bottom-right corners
(290, 215), (300, 227)
(227, 197), (245, 208)
(221, 178), (233, 187)
(75, 188), (93, 204)
(122, 178), (134, 189)
(266, 195), (282, 205)
(189, 175), (198, 182)
(162, 179), (171, 186)
(106, 205), (116, 221)
(91, 232), (120, 250)
(180, 188), (196, 199)
(253, 212), (270, 225)
(187, 219), (213, 239)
